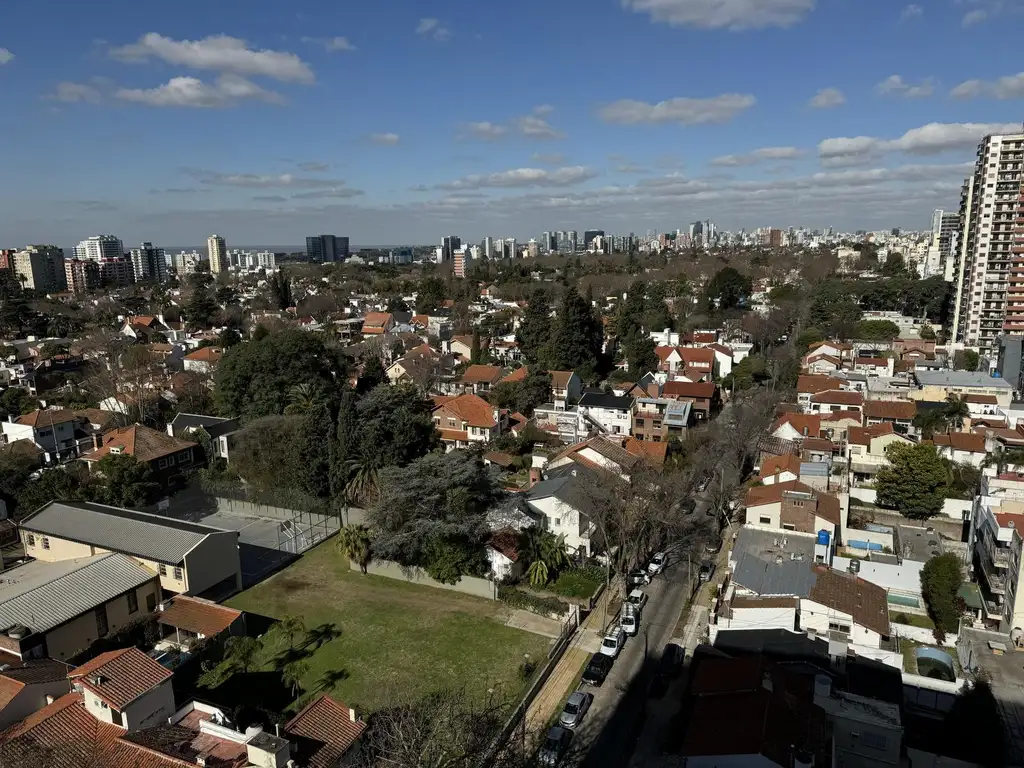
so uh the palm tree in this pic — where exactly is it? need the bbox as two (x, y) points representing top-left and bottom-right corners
(943, 395), (970, 432)
(224, 635), (261, 674)
(343, 458), (380, 507)
(282, 660), (309, 698)
(337, 524), (372, 573)
(983, 447), (1024, 476)
(279, 615), (307, 651)
(283, 383), (322, 415)
(519, 528), (570, 587)
(526, 558), (550, 587)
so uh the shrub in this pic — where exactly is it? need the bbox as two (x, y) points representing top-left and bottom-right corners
(498, 585), (568, 617)
(547, 566), (606, 598)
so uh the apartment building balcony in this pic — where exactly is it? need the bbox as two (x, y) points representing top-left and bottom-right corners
(977, 551), (1008, 595)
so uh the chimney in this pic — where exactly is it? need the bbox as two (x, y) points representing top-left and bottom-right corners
(528, 467), (542, 488)
(349, 707), (357, 723)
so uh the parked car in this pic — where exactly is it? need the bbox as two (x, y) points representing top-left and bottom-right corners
(621, 605), (641, 636)
(626, 588), (648, 611)
(704, 541), (722, 555)
(647, 552), (667, 576)
(600, 626), (626, 658)
(558, 691), (593, 728)
(698, 560), (715, 584)
(628, 569), (652, 587)
(582, 652), (613, 686)
(538, 726), (572, 766)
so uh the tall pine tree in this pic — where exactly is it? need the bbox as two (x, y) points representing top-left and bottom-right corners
(515, 288), (551, 364)
(551, 287), (604, 382)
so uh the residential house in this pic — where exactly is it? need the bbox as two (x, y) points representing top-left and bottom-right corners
(864, 400), (917, 435)
(0, 660), (71, 729)
(544, 435), (656, 479)
(806, 340), (853, 361)
(964, 393), (1001, 420)
(771, 413), (823, 442)
(20, 500), (243, 597)
(120, 315), (185, 343)
(459, 364), (504, 395)
(654, 345), (685, 374)
(678, 347), (715, 378)
(797, 375), (844, 409)
(80, 423), (198, 481)
(181, 346), (222, 373)
(551, 370), (581, 409)
(743, 481), (844, 541)
(155, 595), (245, 650)
(759, 454), (801, 485)
(820, 410), (863, 442)
(533, 403), (588, 444)
(449, 334), (488, 361)
(166, 412), (240, 464)
(912, 370), (1013, 409)
(706, 343), (735, 379)
(808, 389), (864, 415)
(386, 345), (456, 391)
(661, 381), (720, 421)
(804, 353), (843, 375)
(525, 474), (594, 556)
(633, 398), (691, 442)
(846, 423), (914, 486)
(681, 331), (718, 347)
(68, 647), (175, 731)
(577, 392), (634, 435)
(486, 530), (523, 581)
(0, 553), (159, 662)
(853, 356), (895, 377)
(284, 693), (367, 768)
(802, 565), (891, 648)
(933, 431), (988, 468)
(432, 393), (505, 450)
(361, 311), (395, 336)
(1, 409), (78, 464)
(970, 492), (1024, 630)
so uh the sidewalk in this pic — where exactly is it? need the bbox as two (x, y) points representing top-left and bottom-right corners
(523, 586), (618, 738)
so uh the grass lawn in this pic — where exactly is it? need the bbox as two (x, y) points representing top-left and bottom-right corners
(890, 611), (935, 630)
(225, 541), (551, 714)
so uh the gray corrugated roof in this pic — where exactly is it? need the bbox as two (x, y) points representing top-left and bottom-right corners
(21, 501), (228, 564)
(0, 554), (156, 634)
(732, 553), (817, 597)
(915, 371), (1011, 389)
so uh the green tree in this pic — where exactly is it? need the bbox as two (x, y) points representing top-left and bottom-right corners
(295, 403), (334, 499)
(356, 356), (387, 394)
(280, 615), (307, 651)
(337, 524), (372, 573)
(519, 528), (570, 587)
(282, 660), (309, 697)
(550, 287), (604, 381)
(794, 328), (824, 356)
(354, 384), (438, 470)
(214, 329), (345, 419)
(92, 454), (161, 508)
(954, 349), (980, 372)
(704, 267), (752, 312)
(920, 553), (964, 640)
(469, 328), (483, 364)
(224, 635), (262, 674)
(423, 536), (485, 584)
(875, 443), (948, 520)
(415, 276), (446, 314)
(269, 270), (293, 310)
(283, 382), (324, 415)
(852, 319), (901, 341)
(184, 277), (219, 330)
(515, 289), (551, 364)
(919, 324), (936, 341)
(231, 415), (305, 492)
(487, 370), (552, 417)
(622, 329), (658, 375)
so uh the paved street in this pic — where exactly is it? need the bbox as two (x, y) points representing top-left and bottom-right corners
(551, 510), (716, 767)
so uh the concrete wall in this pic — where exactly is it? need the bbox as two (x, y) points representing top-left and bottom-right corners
(892, 622), (957, 648)
(850, 488), (972, 521)
(0, 679), (71, 730)
(45, 579), (160, 661)
(183, 531), (241, 595)
(353, 559), (497, 600)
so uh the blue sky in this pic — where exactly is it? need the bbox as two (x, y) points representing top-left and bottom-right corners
(2, 0), (1023, 247)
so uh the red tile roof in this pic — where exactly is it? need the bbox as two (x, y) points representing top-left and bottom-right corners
(811, 389), (863, 406)
(81, 424), (197, 464)
(157, 596), (242, 638)
(808, 565), (890, 636)
(797, 375), (843, 394)
(964, 394), (998, 405)
(434, 393), (497, 428)
(820, 409), (863, 424)
(550, 371), (575, 389)
(662, 381), (717, 400)
(15, 409), (78, 428)
(460, 364), (504, 384)
(284, 695), (367, 768)
(771, 413), (821, 438)
(864, 400), (916, 420)
(69, 648), (172, 711)
(488, 529), (520, 562)
(183, 346), (222, 363)
(760, 453), (802, 479)
(681, 347), (715, 365)
(745, 480), (815, 508)
(501, 367), (528, 383)
(625, 437), (668, 466)
(3, 692), (124, 767)
(362, 312), (393, 328)
(847, 422), (896, 446)
(933, 431), (986, 453)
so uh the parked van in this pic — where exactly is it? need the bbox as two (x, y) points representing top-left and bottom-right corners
(621, 602), (641, 636)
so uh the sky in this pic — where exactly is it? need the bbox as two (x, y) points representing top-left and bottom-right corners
(2, 0), (1024, 247)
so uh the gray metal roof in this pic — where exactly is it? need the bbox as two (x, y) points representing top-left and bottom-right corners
(915, 371), (1011, 389)
(168, 413), (240, 439)
(21, 501), (230, 564)
(0, 554), (156, 635)
(732, 553), (817, 597)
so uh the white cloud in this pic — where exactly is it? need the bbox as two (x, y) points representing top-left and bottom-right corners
(597, 93), (755, 125)
(416, 18), (452, 42)
(0, 49), (13, 65)
(516, 110), (565, 139)
(371, 132), (400, 145)
(711, 146), (802, 166)
(297, 162), (329, 172)
(49, 81), (104, 103)
(962, 9), (987, 25)
(900, 4), (923, 20)
(808, 87), (845, 109)
(951, 72), (1024, 100)
(876, 75), (934, 98)
(464, 121), (507, 140)
(438, 166), (597, 190)
(326, 37), (356, 52)
(116, 75), (284, 107)
(111, 33), (314, 83)
(818, 122), (1022, 162)
(185, 168), (355, 189)
(532, 153), (566, 165)
(621, 0), (815, 30)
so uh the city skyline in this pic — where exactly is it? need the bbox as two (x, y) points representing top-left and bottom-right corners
(2, 0), (1023, 243)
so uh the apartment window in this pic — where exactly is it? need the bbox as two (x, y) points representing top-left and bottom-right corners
(95, 606), (109, 637)
(127, 591), (138, 614)
(759, 516), (772, 525)
(176, 450), (191, 462)
(146, 593), (157, 612)
(41, 537), (50, 550)
(158, 458), (169, 469)
(828, 621), (851, 634)
(37, 429), (52, 438)
(173, 567), (183, 580)
(159, 564), (167, 576)
(782, 524), (796, 531)
(448, 418), (456, 427)
(26, 534), (34, 547)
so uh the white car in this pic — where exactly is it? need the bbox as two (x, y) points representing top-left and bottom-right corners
(621, 605), (641, 636)
(599, 626), (626, 658)
(626, 588), (648, 611)
(648, 552), (667, 576)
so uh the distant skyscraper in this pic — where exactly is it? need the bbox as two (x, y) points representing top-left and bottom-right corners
(14, 245), (66, 292)
(950, 130), (1024, 354)
(441, 235), (461, 262)
(583, 230), (604, 248)
(305, 234), (347, 263)
(97, 257), (134, 287)
(483, 237), (493, 259)
(73, 235), (123, 262)
(129, 242), (167, 283)
(566, 231), (578, 253)
(452, 247), (469, 278)
(542, 232), (556, 252)
(64, 259), (99, 295)
(207, 235), (227, 274)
